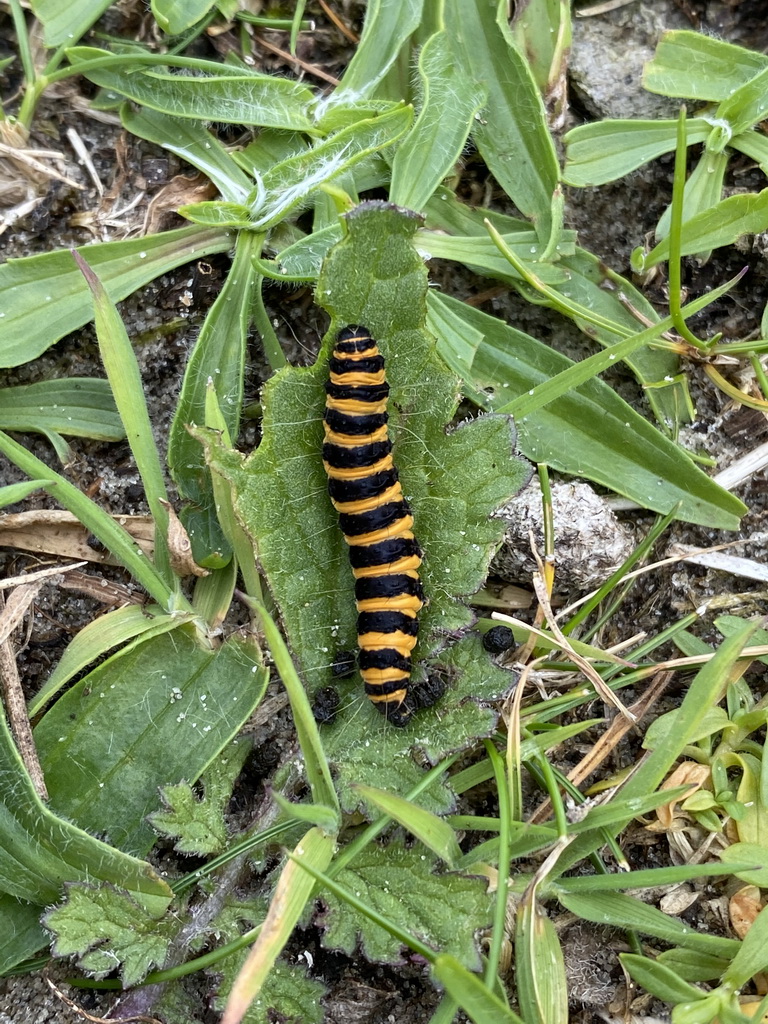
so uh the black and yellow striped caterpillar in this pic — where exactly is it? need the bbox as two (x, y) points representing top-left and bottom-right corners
(322, 325), (424, 727)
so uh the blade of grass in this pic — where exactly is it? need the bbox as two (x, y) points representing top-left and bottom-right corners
(0, 430), (176, 608)
(73, 251), (174, 586)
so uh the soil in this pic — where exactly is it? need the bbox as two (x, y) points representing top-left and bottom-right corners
(1, 1), (767, 1023)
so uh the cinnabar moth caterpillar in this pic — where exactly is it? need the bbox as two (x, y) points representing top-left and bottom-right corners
(323, 325), (424, 727)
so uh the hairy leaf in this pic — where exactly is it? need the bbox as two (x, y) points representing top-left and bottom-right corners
(321, 841), (492, 967)
(45, 884), (179, 985)
(149, 737), (251, 855)
(0, 895), (48, 974)
(67, 47), (316, 131)
(390, 31), (485, 212)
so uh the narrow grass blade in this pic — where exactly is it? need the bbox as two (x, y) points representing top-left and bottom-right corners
(0, 430), (175, 607)
(251, 600), (340, 819)
(558, 890), (739, 958)
(427, 293), (746, 530)
(73, 251), (173, 583)
(221, 827), (336, 1024)
(167, 230), (257, 563)
(516, 898), (568, 1024)
(432, 955), (525, 1024)
(556, 619), (759, 875)
(0, 480), (52, 508)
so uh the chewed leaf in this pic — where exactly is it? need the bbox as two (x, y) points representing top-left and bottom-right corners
(207, 203), (530, 758)
(202, 201), (528, 770)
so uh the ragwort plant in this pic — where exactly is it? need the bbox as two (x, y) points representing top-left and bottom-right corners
(1, 3), (767, 1023)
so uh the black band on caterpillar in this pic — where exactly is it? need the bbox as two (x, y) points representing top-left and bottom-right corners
(323, 325), (425, 726)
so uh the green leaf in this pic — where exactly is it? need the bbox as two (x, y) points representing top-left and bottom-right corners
(224, 828), (335, 1022)
(74, 251), (172, 581)
(0, 379), (123, 441)
(28, 606), (187, 717)
(562, 118), (711, 188)
(556, 620), (759, 875)
(642, 188), (768, 269)
(120, 105), (252, 203)
(0, 429), (176, 607)
(0, 225), (233, 367)
(34, 629), (268, 856)
(353, 785), (463, 867)
(67, 48), (316, 131)
(149, 738), (251, 855)
(433, 954), (525, 1024)
(0, 700), (172, 910)
(731, 129), (768, 176)
(208, 204), (530, 762)
(655, 147), (729, 247)
(715, 65), (768, 137)
(0, 895), (47, 975)
(558, 891), (739, 958)
(620, 953), (705, 1006)
(45, 884), (178, 985)
(417, 228), (573, 285)
(723, 903), (768, 988)
(323, 842), (492, 967)
(151, 0), (215, 34)
(516, 900), (568, 1024)
(390, 31), (485, 212)
(423, 194), (684, 429)
(720, 843), (768, 888)
(167, 230), (257, 562)
(656, 947), (731, 983)
(428, 293), (745, 530)
(249, 104), (413, 230)
(509, 0), (571, 99)
(0, 479), (52, 508)
(445, 0), (560, 237)
(214, 945), (327, 1024)
(335, 0), (423, 99)
(31, 0), (112, 47)
(178, 201), (254, 229)
(643, 30), (768, 102)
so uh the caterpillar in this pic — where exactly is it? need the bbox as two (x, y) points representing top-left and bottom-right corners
(322, 325), (424, 727)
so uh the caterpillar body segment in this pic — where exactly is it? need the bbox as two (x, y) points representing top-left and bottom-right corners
(323, 325), (424, 726)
